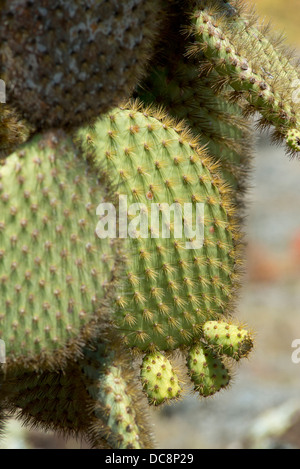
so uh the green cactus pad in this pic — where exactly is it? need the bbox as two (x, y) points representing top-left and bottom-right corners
(85, 358), (142, 448)
(0, 0), (163, 130)
(140, 352), (181, 405)
(136, 45), (253, 209)
(187, 342), (230, 397)
(202, 320), (253, 360)
(0, 131), (119, 370)
(77, 103), (243, 353)
(190, 4), (300, 155)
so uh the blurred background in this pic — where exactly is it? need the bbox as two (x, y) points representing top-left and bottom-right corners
(1, 0), (300, 449)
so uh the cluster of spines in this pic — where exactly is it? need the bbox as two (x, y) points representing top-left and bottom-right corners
(188, 0), (300, 156)
(77, 102), (243, 353)
(0, 105), (32, 160)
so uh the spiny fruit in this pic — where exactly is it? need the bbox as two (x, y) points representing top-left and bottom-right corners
(187, 342), (231, 397)
(0, 0), (163, 130)
(76, 101), (247, 397)
(0, 130), (120, 371)
(140, 352), (182, 405)
(189, 0), (300, 156)
(202, 320), (253, 361)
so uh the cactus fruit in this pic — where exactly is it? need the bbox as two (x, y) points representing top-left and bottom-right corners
(189, 0), (300, 156)
(140, 352), (182, 405)
(0, 0), (163, 130)
(202, 320), (253, 361)
(0, 130), (120, 370)
(187, 342), (231, 397)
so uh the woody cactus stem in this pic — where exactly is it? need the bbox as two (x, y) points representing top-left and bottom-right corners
(189, 1), (300, 155)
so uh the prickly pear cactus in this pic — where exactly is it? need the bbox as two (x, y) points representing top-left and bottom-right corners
(0, 0), (298, 450)
(77, 101), (252, 404)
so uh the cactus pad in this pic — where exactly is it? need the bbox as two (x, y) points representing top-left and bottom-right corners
(187, 342), (230, 397)
(140, 352), (182, 405)
(203, 320), (253, 360)
(0, 106), (32, 160)
(0, 131), (119, 370)
(77, 102), (243, 355)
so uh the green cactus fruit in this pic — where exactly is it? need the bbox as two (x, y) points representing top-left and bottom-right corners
(202, 320), (253, 360)
(0, 0), (163, 130)
(189, 2), (300, 155)
(140, 352), (181, 405)
(0, 130), (121, 371)
(76, 102), (243, 357)
(0, 106), (32, 160)
(286, 129), (300, 153)
(187, 342), (230, 397)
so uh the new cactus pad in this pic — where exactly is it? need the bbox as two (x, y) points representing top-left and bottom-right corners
(202, 320), (253, 360)
(3, 330), (154, 449)
(187, 342), (231, 397)
(0, 0), (163, 130)
(140, 352), (182, 405)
